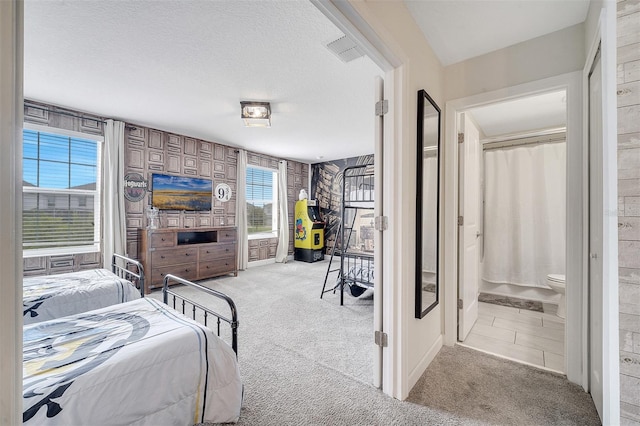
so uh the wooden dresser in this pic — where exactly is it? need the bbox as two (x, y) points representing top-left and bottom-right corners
(139, 227), (237, 292)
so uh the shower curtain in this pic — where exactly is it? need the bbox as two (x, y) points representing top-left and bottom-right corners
(482, 142), (566, 289)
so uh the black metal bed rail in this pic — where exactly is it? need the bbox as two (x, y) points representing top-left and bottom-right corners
(343, 252), (374, 288)
(343, 164), (375, 203)
(111, 253), (146, 298)
(162, 274), (239, 356)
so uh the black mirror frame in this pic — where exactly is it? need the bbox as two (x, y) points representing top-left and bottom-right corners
(415, 89), (441, 319)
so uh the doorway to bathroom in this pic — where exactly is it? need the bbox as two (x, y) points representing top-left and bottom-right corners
(456, 89), (569, 374)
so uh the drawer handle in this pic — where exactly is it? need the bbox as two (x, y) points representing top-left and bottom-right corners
(225, 248), (229, 252)
(185, 269), (189, 272)
(206, 250), (210, 254)
(160, 255), (165, 259)
(161, 238), (165, 241)
(185, 253), (190, 257)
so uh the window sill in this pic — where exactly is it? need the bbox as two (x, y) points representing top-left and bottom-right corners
(248, 232), (278, 240)
(23, 244), (100, 258)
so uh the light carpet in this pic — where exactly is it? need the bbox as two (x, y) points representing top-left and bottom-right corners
(151, 260), (600, 425)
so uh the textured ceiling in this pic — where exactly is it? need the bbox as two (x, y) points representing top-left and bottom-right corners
(24, 0), (383, 164)
(24, 0), (590, 164)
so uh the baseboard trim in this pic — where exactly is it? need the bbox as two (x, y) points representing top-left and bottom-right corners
(407, 334), (443, 394)
(247, 255), (294, 268)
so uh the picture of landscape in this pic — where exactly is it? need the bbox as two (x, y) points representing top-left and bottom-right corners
(151, 173), (212, 211)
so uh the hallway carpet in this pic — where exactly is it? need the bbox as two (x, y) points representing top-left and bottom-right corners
(407, 345), (600, 425)
(153, 260), (600, 425)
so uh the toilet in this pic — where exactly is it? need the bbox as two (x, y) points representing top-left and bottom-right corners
(547, 274), (566, 319)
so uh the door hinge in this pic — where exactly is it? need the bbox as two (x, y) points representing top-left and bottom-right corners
(458, 299), (463, 309)
(458, 216), (464, 226)
(458, 132), (464, 144)
(374, 216), (388, 231)
(374, 330), (388, 347)
(375, 100), (389, 116)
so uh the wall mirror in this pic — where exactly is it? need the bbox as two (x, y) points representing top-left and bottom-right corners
(415, 89), (441, 318)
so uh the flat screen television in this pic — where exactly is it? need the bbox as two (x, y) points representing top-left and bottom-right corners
(151, 173), (212, 211)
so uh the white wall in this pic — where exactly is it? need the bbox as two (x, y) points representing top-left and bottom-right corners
(445, 23), (586, 101)
(0, 1), (23, 424)
(347, 0), (445, 399)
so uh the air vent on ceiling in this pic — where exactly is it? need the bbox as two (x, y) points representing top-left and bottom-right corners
(326, 35), (364, 63)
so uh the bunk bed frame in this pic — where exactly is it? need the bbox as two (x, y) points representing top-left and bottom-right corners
(321, 164), (375, 305)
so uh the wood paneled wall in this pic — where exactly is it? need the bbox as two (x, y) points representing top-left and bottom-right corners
(124, 123), (308, 263)
(21, 100), (309, 274)
(617, 1), (640, 422)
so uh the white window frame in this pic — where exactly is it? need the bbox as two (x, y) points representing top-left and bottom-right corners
(246, 165), (278, 240)
(22, 123), (103, 258)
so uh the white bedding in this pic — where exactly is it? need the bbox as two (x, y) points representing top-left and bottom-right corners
(23, 269), (141, 325)
(346, 264), (374, 287)
(23, 297), (242, 425)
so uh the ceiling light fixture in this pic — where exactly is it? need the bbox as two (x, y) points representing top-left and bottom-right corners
(240, 101), (271, 128)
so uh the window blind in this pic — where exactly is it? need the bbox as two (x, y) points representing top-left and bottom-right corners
(22, 129), (101, 252)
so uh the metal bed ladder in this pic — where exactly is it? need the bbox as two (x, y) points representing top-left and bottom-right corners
(319, 211), (357, 301)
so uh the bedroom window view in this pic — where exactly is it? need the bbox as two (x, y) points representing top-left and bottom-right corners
(246, 166), (278, 235)
(22, 129), (101, 254)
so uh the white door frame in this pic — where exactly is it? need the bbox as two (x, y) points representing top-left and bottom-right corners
(583, 4), (619, 424)
(0, 1), (24, 424)
(443, 72), (586, 387)
(311, 0), (402, 398)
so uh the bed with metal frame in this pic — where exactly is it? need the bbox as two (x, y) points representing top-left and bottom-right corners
(23, 273), (242, 425)
(23, 253), (145, 325)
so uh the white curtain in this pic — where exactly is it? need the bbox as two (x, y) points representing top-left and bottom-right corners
(236, 149), (248, 270)
(102, 119), (126, 268)
(275, 160), (289, 263)
(422, 155), (438, 274)
(482, 142), (566, 288)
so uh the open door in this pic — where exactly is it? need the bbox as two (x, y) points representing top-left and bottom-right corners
(458, 112), (481, 341)
(373, 75), (384, 388)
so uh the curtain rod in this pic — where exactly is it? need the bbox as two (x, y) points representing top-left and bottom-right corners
(24, 103), (107, 124)
(481, 127), (566, 144)
(482, 127), (566, 150)
(483, 132), (566, 151)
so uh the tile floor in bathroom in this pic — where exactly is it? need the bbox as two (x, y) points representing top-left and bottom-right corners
(460, 301), (565, 373)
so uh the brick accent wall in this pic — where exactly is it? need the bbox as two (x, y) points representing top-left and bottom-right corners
(617, 1), (640, 423)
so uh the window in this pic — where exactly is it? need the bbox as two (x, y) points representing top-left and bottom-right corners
(22, 128), (101, 255)
(246, 166), (278, 235)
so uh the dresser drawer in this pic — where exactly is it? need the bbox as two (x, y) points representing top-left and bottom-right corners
(199, 243), (236, 261)
(218, 229), (237, 242)
(151, 247), (198, 266)
(198, 257), (235, 277)
(150, 232), (175, 248)
(152, 264), (198, 285)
